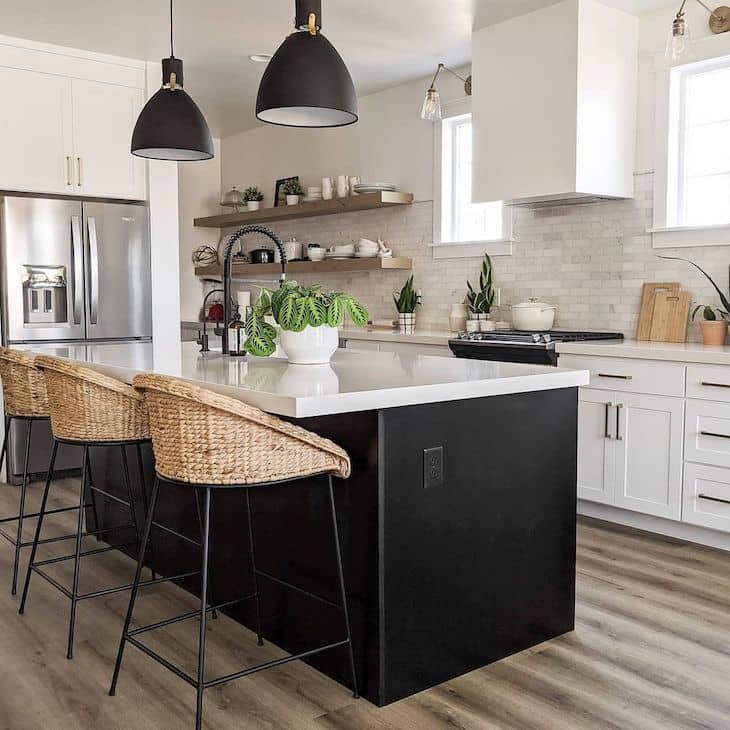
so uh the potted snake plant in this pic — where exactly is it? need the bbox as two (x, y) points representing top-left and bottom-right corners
(466, 254), (496, 332)
(393, 276), (420, 333)
(244, 281), (368, 364)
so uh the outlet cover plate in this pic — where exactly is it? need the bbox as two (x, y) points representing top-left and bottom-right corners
(423, 446), (444, 489)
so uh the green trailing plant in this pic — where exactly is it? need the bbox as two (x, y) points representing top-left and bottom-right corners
(692, 304), (727, 322)
(658, 255), (730, 317)
(244, 281), (369, 357)
(243, 186), (264, 202)
(466, 253), (495, 315)
(283, 180), (304, 196)
(393, 276), (420, 314)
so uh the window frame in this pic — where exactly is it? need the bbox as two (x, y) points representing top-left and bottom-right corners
(432, 97), (512, 260)
(651, 35), (730, 248)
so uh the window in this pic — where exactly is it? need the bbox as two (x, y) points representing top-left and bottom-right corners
(653, 48), (730, 248)
(433, 102), (511, 258)
(670, 56), (730, 227)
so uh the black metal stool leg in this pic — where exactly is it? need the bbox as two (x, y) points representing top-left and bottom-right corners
(19, 439), (59, 614)
(67, 444), (89, 660)
(245, 489), (264, 646)
(195, 490), (217, 620)
(328, 475), (359, 699)
(0, 415), (10, 477)
(11, 419), (33, 595)
(109, 475), (160, 697)
(195, 487), (212, 730)
(85, 450), (102, 542)
(120, 445), (142, 558)
(135, 443), (156, 580)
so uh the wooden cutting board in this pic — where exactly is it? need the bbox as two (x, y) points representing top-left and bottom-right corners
(649, 290), (692, 343)
(636, 282), (681, 341)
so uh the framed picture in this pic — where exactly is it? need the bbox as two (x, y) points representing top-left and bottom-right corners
(274, 176), (299, 207)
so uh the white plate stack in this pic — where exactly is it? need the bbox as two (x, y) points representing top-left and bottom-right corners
(302, 186), (323, 203)
(352, 182), (396, 194)
(355, 238), (379, 258)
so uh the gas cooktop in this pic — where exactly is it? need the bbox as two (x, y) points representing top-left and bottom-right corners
(449, 330), (623, 365)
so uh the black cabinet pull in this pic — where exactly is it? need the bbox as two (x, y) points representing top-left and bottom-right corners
(604, 402), (614, 439)
(699, 430), (730, 440)
(698, 493), (730, 506)
(615, 403), (623, 441)
(700, 381), (730, 389)
(597, 373), (633, 380)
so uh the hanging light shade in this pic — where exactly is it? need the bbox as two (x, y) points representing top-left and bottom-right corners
(256, 0), (358, 128)
(131, 1), (214, 161)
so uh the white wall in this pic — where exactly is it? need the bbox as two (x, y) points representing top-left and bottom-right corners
(220, 69), (468, 204)
(178, 138), (221, 322)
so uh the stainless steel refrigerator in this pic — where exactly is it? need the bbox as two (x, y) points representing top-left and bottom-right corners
(0, 195), (152, 479)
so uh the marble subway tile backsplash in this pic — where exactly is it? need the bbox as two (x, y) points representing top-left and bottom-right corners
(224, 173), (730, 341)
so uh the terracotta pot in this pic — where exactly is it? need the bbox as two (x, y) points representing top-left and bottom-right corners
(700, 320), (728, 346)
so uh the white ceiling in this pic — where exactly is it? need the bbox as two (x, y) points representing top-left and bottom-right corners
(2, 0), (677, 138)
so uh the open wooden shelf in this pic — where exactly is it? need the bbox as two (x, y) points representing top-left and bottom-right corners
(195, 256), (412, 279)
(193, 191), (414, 228)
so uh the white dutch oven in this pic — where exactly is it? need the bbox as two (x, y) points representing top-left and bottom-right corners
(511, 298), (557, 331)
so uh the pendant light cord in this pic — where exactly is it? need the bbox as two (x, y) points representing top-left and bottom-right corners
(170, 0), (175, 58)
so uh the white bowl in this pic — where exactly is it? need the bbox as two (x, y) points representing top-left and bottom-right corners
(333, 245), (355, 254)
(308, 249), (326, 261)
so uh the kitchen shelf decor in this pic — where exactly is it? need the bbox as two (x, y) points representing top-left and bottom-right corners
(194, 191), (413, 228)
(195, 256), (412, 279)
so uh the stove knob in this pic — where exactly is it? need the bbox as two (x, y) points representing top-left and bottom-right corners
(543, 334), (552, 344)
(531, 334), (541, 343)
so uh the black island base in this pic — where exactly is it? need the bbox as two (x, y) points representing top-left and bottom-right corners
(91, 386), (577, 706)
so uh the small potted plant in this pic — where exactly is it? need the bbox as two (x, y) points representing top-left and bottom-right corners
(466, 254), (495, 332)
(393, 276), (420, 333)
(283, 180), (304, 205)
(659, 255), (730, 346)
(245, 281), (368, 364)
(692, 304), (728, 345)
(244, 186), (264, 211)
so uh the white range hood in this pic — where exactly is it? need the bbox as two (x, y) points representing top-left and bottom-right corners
(471, 0), (639, 207)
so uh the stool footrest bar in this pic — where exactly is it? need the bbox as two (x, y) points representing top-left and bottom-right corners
(77, 569), (200, 601)
(31, 566), (73, 599)
(33, 541), (137, 568)
(150, 519), (200, 547)
(88, 485), (132, 508)
(255, 568), (343, 612)
(0, 504), (81, 525)
(204, 639), (350, 689)
(126, 636), (197, 688)
(128, 595), (255, 638)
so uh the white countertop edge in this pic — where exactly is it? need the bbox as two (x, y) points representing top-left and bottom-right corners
(339, 328), (455, 346)
(556, 340), (730, 366)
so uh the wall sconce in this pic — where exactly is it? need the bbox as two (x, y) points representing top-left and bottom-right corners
(420, 63), (472, 122)
(666, 0), (730, 60)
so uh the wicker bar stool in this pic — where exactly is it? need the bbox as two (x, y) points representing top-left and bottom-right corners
(18, 355), (159, 660)
(0, 348), (97, 595)
(110, 374), (359, 730)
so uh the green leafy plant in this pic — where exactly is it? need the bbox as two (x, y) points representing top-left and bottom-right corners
(244, 281), (369, 357)
(658, 255), (730, 316)
(243, 186), (264, 202)
(393, 276), (420, 314)
(466, 254), (495, 315)
(283, 180), (304, 196)
(692, 304), (727, 322)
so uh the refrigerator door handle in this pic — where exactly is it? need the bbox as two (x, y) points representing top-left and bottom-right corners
(70, 215), (83, 325)
(87, 217), (100, 325)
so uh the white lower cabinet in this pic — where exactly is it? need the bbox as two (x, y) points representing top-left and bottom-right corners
(577, 387), (684, 520)
(682, 462), (730, 532)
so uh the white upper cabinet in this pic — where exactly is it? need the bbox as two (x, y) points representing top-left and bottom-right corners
(472, 0), (638, 206)
(71, 79), (145, 200)
(0, 36), (146, 200)
(0, 67), (73, 195)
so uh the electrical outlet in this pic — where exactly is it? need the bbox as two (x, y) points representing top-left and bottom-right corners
(423, 446), (444, 489)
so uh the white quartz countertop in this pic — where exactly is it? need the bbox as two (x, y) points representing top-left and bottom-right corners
(339, 327), (455, 346)
(556, 339), (730, 366)
(17, 341), (588, 418)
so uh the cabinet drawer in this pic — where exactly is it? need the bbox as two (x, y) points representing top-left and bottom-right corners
(684, 399), (730, 468)
(558, 355), (685, 397)
(682, 462), (730, 533)
(686, 365), (730, 402)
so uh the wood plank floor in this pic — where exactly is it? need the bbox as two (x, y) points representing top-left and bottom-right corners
(0, 475), (728, 729)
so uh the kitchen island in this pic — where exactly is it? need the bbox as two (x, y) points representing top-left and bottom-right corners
(19, 341), (588, 706)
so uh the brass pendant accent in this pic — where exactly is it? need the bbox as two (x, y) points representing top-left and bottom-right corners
(309, 12), (317, 35)
(710, 5), (730, 33)
(169, 72), (177, 90)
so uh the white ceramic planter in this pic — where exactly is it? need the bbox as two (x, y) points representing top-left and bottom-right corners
(286, 194), (300, 206)
(247, 200), (261, 211)
(279, 325), (339, 364)
(398, 312), (416, 333)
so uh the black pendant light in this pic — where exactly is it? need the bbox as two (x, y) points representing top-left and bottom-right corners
(131, 0), (214, 161)
(256, 0), (358, 128)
